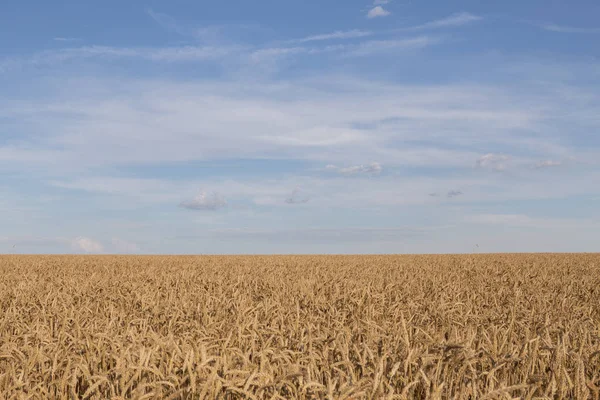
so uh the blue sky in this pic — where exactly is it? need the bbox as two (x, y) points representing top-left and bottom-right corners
(1, 0), (599, 254)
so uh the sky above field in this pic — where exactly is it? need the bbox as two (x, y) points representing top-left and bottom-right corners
(1, 0), (600, 254)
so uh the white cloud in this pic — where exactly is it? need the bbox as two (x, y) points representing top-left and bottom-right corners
(401, 12), (482, 31)
(540, 24), (600, 34)
(0, 45), (237, 72)
(292, 30), (373, 43)
(72, 237), (104, 253)
(257, 124), (371, 147)
(180, 191), (227, 210)
(367, 6), (391, 19)
(373, 0), (390, 4)
(53, 37), (81, 42)
(348, 36), (440, 56)
(2, 22), (600, 254)
(0, 75), (585, 175)
(2, 55), (599, 216)
(327, 162), (382, 176)
(475, 154), (510, 171)
(534, 160), (563, 169)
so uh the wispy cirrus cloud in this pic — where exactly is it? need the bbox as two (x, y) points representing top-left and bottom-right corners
(347, 35), (440, 56)
(0, 73), (588, 174)
(291, 30), (373, 44)
(0, 45), (238, 73)
(399, 12), (482, 31)
(71, 44), (237, 62)
(252, 35), (440, 61)
(2, 35), (438, 72)
(539, 23), (600, 34)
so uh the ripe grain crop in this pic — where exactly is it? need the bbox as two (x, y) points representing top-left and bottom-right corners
(1, 254), (600, 399)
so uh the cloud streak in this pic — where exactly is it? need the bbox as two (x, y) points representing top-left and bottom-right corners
(0, 44), (238, 72)
(53, 37), (81, 42)
(347, 35), (440, 56)
(399, 12), (482, 31)
(292, 30), (373, 43)
(539, 23), (600, 34)
(2, 32), (443, 72)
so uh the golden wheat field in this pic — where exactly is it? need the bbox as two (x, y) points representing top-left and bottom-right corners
(1, 254), (600, 399)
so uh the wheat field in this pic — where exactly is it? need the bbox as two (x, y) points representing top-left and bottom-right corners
(1, 254), (599, 399)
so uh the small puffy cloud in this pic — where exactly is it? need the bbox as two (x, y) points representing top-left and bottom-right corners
(285, 187), (310, 204)
(367, 6), (391, 19)
(327, 162), (382, 176)
(476, 153), (510, 171)
(447, 190), (463, 198)
(111, 238), (140, 253)
(180, 191), (226, 211)
(534, 160), (562, 169)
(72, 237), (104, 253)
(348, 36), (439, 57)
(373, 0), (390, 4)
